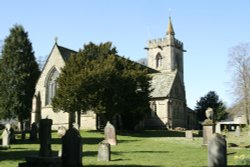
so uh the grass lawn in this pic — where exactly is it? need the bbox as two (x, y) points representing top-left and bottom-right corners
(0, 130), (250, 167)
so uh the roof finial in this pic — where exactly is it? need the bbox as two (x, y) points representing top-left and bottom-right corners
(54, 36), (58, 44)
(169, 8), (171, 17)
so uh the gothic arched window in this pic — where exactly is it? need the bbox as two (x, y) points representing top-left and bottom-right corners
(156, 53), (162, 68)
(45, 68), (59, 105)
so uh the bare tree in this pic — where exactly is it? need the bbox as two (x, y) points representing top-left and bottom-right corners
(228, 43), (250, 125)
(37, 55), (48, 70)
(137, 57), (148, 66)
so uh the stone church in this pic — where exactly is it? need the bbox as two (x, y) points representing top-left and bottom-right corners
(31, 17), (197, 130)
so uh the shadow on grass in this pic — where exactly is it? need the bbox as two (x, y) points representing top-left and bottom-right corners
(118, 130), (185, 138)
(228, 166), (250, 167)
(83, 151), (97, 157)
(86, 165), (159, 167)
(83, 150), (168, 158)
(14, 139), (39, 145)
(0, 150), (37, 161)
(117, 151), (169, 154)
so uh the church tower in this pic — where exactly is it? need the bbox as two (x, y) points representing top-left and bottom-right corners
(147, 17), (185, 83)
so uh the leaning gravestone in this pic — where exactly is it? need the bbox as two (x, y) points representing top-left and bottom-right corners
(104, 121), (117, 146)
(185, 130), (193, 140)
(61, 127), (83, 167)
(208, 133), (227, 167)
(97, 140), (111, 161)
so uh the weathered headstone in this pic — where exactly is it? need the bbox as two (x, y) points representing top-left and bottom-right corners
(57, 126), (67, 157)
(208, 133), (227, 167)
(203, 124), (215, 145)
(104, 121), (117, 146)
(30, 122), (38, 141)
(1, 126), (10, 147)
(61, 127), (82, 167)
(215, 123), (221, 134)
(235, 126), (240, 137)
(185, 130), (193, 139)
(97, 140), (111, 161)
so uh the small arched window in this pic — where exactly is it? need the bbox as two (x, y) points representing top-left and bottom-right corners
(45, 68), (59, 105)
(156, 53), (162, 68)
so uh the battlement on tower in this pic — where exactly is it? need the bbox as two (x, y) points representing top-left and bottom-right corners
(148, 37), (183, 50)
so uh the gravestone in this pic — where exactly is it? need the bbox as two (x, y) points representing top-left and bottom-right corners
(97, 140), (111, 161)
(1, 125), (10, 147)
(215, 123), (221, 134)
(185, 130), (193, 139)
(57, 126), (67, 157)
(104, 121), (117, 146)
(235, 126), (240, 137)
(18, 119), (61, 167)
(9, 127), (16, 144)
(30, 122), (38, 141)
(39, 119), (52, 157)
(203, 124), (215, 145)
(208, 133), (227, 167)
(61, 127), (83, 167)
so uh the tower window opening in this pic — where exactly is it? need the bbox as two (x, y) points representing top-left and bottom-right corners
(156, 54), (162, 68)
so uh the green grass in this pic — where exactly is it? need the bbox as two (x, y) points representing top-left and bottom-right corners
(0, 130), (250, 167)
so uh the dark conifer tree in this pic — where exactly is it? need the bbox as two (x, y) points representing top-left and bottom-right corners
(0, 25), (40, 132)
(53, 42), (151, 130)
(195, 91), (227, 124)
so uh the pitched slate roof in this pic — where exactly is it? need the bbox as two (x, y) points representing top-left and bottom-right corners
(150, 71), (177, 98)
(57, 45), (77, 61)
(57, 44), (158, 74)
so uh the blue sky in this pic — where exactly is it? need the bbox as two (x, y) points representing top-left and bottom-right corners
(1, 1), (250, 109)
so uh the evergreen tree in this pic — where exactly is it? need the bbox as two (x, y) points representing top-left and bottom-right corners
(195, 91), (227, 123)
(0, 25), (40, 132)
(53, 42), (151, 130)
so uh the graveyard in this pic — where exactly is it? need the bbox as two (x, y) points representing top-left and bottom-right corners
(1, 127), (250, 167)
